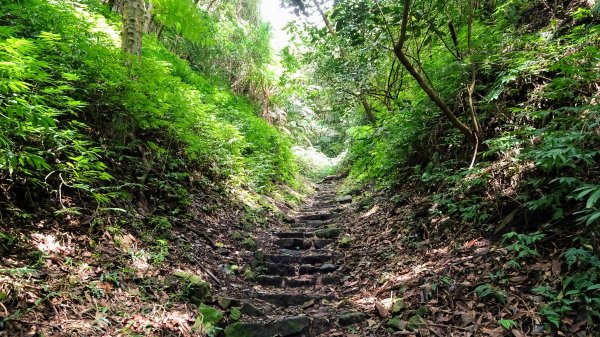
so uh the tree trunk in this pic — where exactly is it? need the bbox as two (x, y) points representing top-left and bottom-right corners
(466, 0), (482, 138)
(121, 0), (145, 56)
(143, 2), (153, 34)
(156, 23), (165, 40)
(393, 0), (475, 142)
(311, 0), (335, 35)
(361, 96), (377, 126)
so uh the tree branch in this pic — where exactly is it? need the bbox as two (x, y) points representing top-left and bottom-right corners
(393, 0), (475, 142)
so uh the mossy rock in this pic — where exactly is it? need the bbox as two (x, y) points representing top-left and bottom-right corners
(358, 196), (374, 209)
(391, 299), (405, 314)
(173, 271), (211, 305)
(242, 237), (256, 250)
(224, 264), (240, 275)
(339, 235), (352, 247)
(224, 316), (309, 337)
(386, 316), (405, 331)
(406, 314), (425, 331)
(411, 305), (431, 317)
(229, 231), (245, 241)
(217, 296), (233, 309)
(193, 304), (224, 334)
(229, 306), (242, 322)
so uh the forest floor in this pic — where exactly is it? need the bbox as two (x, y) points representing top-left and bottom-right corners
(0, 177), (594, 336)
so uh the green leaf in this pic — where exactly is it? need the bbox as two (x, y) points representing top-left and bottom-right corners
(498, 319), (516, 329)
(586, 190), (600, 209)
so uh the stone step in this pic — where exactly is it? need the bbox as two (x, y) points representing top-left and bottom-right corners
(297, 212), (339, 221)
(255, 293), (319, 307)
(258, 262), (296, 276)
(335, 195), (353, 204)
(274, 231), (314, 239)
(254, 275), (316, 287)
(311, 197), (337, 203)
(224, 316), (310, 337)
(291, 220), (325, 229)
(274, 238), (312, 249)
(258, 261), (338, 276)
(308, 203), (338, 210)
(254, 274), (341, 288)
(300, 205), (342, 213)
(298, 263), (338, 274)
(273, 237), (334, 250)
(262, 253), (334, 265)
(313, 238), (335, 249)
(314, 228), (342, 239)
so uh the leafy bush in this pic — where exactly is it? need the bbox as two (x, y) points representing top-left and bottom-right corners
(0, 0), (298, 218)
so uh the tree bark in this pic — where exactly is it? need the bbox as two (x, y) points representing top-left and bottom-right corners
(121, 0), (145, 56)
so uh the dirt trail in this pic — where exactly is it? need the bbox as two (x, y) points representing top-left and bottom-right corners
(223, 178), (364, 337)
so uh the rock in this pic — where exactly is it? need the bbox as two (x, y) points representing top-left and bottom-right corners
(315, 228), (342, 239)
(386, 316), (405, 331)
(242, 237), (256, 250)
(300, 220), (325, 228)
(406, 314), (425, 331)
(275, 232), (310, 238)
(282, 213), (295, 223)
(216, 247), (230, 255)
(263, 254), (332, 265)
(257, 293), (315, 307)
(322, 275), (341, 285)
(286, 277), (316, 287)
(339, 235), (352, 247)
(298, 212), (338, 221)
(411, 305), (431, 317)
(217, 296), (233, 309)
(313, 239), (334, 249)
(335, 195), (353, 203)
(173, 271), (211, 305)
(240, 302), (265, 317)
(259, 262), (296, 276)
(193, 304), (223, 334)
(337, 312), (367, 326)
(275, 238), (304, 249)
(224, 316), (310, 337)
(391, 299), (405, 314)
(319, 263), (338, 272)
(223, 264), (240, 275)
(229, 307), (242, 321)
(254, 275), (284, 287)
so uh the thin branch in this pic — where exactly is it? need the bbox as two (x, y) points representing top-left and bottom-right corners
(374, 1), (396, 44)
(398, 0), (410, 49)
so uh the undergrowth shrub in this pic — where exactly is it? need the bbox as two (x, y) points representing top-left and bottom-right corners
(0, 0), (298, 218)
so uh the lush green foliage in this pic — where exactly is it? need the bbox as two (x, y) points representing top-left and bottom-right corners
(284, 0), (600, 331)
(0, 0), (297, 217)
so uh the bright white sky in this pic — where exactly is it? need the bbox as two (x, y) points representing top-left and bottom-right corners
(260, 0), (297, 51)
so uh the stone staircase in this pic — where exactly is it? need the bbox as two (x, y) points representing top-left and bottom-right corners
(223, 179), (363, 337)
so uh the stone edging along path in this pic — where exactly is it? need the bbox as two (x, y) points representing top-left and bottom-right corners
(222, 178), (367, 337)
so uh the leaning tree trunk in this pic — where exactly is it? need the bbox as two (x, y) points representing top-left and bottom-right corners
(121, 0), (145, 56)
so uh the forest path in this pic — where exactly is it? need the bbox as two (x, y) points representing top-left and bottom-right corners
(223, 178), (364, 337)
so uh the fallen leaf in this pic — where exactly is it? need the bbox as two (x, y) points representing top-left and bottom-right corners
(551, 259), (561, 276)
(511, 329), (526, 337)
(375, 302), (389, 317)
